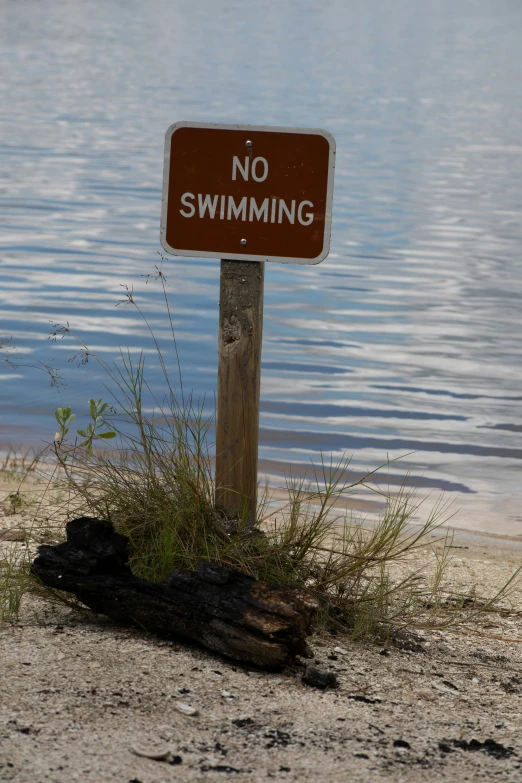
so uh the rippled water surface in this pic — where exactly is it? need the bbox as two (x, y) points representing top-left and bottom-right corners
(1, 0), (521, 534)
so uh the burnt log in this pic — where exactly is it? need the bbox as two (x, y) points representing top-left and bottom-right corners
(31, 517), (317, 668)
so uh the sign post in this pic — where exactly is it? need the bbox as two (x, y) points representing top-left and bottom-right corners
(161, 122), (336, 523)
(215, 259), (264, 521)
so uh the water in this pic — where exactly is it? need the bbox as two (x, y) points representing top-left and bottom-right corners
(1, 0), (521, 535)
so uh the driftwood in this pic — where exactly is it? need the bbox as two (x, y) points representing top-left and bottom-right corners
(31, 517), (317, 668)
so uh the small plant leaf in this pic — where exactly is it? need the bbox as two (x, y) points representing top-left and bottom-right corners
(97, 431), (116, 439)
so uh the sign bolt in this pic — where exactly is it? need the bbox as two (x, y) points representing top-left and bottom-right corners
(240, 238), (248, 246)
(245, 140), (252, 148)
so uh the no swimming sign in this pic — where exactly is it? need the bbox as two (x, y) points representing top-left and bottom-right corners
(160, 122), (336, 265)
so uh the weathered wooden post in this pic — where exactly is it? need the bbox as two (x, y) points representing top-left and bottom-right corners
(215, 259), (264, 522)
(160, 121), (335, 526)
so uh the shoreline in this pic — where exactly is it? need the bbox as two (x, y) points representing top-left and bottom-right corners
(3, 459), (522, 565)
(3, 443), (522, 539)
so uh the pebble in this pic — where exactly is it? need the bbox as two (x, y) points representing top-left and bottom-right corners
(333, 646), (349, 655)
(0, 528), (26, 541)
(302, 665), (338, 690)
(131, 743), (171, 760)
(432, 681), (459, 695)
(175, 702), (199, 716)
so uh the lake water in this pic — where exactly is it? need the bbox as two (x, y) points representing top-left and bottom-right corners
(1, 0), (521, 535)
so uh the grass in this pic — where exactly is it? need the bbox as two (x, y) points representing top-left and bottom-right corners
(0, 545), (30, 626)
(1, 271), (521, 641)
(0, 451), (62, 624)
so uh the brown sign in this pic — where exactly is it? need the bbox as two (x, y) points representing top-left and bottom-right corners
(160, 122), (335, 265)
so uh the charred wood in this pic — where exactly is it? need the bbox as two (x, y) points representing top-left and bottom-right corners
(31, 517), (317, 669)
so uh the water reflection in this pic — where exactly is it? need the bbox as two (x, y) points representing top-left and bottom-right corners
(0, 0), (521, 535)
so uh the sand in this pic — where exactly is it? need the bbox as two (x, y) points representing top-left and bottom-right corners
(2, 473), (522, 783)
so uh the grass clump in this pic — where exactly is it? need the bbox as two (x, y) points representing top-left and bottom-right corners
(50, 401), (518, 639)
(0, 545), (31, 626)
(59, 422), (450, 634)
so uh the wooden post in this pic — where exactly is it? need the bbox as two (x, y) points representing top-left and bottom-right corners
(215, 259), (265, 524)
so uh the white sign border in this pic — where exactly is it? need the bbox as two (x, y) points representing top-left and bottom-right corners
(160, 121), (336, 265)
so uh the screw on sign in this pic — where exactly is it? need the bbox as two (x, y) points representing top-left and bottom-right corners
(160, 122), (336, 522)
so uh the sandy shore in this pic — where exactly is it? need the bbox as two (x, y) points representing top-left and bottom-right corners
(2, 474), (522, 782)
